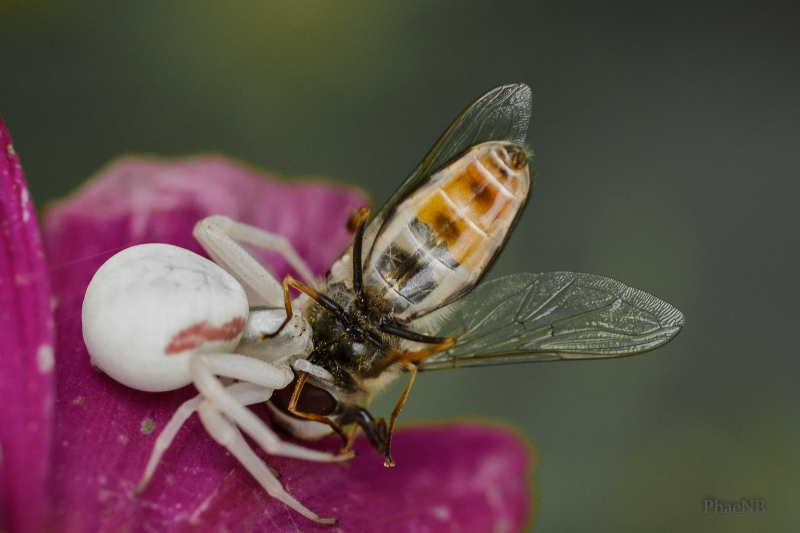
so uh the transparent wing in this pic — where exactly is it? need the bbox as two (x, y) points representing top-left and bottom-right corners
(418, 272), (685, 370)
(371, 83), (532, 225)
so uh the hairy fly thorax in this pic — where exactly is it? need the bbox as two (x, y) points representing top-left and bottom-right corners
(305, 280), (405, 383)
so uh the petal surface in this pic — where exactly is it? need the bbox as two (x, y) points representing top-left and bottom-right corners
(41, 156), (533, 532)
(0, 115), (55, 533)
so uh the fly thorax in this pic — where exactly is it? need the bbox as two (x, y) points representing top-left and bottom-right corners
(305, 301), (391, 385)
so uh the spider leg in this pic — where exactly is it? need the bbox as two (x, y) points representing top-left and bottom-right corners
(195, 214), (315, 285)
(135, 381), (276, 495)
(136, 393), (202, 495)
(196, 401), (336, 524)
(193, 217), (283, 307)
(191, 354), (354, 463)
(201, 352), (293, 389)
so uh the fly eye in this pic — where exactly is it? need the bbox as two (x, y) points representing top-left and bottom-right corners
(272, 377), (338, 416)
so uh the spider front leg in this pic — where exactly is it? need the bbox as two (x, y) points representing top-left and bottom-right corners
(193, 215), (315, 307)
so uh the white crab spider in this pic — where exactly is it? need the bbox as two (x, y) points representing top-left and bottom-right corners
(82, 215), (351, 524)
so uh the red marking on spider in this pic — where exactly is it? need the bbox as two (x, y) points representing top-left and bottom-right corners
(165, 316), (247, 354)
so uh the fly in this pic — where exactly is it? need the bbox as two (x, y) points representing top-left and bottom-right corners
(266, 83), (684, 467)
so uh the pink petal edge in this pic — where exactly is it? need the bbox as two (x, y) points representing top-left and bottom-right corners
(0, 115), (55, 533)
(41, 155), (533, 532)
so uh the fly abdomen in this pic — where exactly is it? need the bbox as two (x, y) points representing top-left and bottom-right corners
(364, 141), (530, 321)
(369, 223), (457, 314)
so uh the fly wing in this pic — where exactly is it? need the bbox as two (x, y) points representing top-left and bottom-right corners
(371, 83), (532, 226)
(417, 272), (685, 370)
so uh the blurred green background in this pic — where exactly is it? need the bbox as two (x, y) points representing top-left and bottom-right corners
(2, 1), (797, 531)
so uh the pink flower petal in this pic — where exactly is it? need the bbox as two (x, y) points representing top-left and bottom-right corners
(0, 115), (55, 533)
(41, 156), (533, 532)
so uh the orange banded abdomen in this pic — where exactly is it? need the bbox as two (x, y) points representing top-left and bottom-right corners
(364, 141), (530, 321)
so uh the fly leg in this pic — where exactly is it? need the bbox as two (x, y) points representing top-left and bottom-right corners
(381, 361), (416, 467)
(262, 274), (336, 338)
(378, 332), (457, 466)
(287, 372), (351, 444)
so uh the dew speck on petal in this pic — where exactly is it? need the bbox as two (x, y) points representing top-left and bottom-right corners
(20, 186), (30, 222)
(431, 505), (451, 521)
(37, 344), (54, 373)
